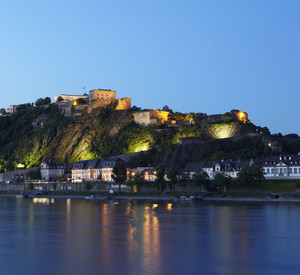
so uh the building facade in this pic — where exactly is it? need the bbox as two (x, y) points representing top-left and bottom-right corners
(184, 160), (251, 180)
(40, 161), (65, 180)
(260, 154), (300, 180)
(133, 110), (170, 126)
(89, 89), (116, 103)
(71, 158), (126, 182)
(7, 105), (19, 114)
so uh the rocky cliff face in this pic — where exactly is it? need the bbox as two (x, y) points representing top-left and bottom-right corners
(0, 106), (135, 170)
(48, 108), (134, 163)
(204, 124), (241, 139)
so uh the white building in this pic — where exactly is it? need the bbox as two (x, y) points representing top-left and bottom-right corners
(40, 161), (65, 180)
(71, 158), (125, 182)
(184, 160), (251, 180)
(260, 154), (300, 180)
(7, 105), (19, 114)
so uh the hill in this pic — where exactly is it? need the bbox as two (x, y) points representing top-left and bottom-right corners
(0, 104), (299, 172)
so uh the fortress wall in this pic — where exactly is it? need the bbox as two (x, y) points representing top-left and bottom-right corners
(150, 110), (170, 124)
(115, 98), (131, 110)
(54, 95), (89, 102)
(133, 111), (151, 125)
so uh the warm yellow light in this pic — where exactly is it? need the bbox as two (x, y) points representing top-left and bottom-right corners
(268, 143), (272, 147)
(73, 100), (78, 106)
(33, 198), (51, 205)
(152, 204), (159, 209)
(133, 143), (150, 153)
(238, 111), (247, 122)
(166, 203), (173, 211)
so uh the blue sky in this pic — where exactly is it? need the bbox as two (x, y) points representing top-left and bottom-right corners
(0, 0), (299, 134)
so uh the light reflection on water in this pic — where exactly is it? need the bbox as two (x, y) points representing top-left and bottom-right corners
(1, 198), (300, 274)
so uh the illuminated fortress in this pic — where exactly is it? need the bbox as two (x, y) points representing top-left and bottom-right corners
(55, 88), (131, 111)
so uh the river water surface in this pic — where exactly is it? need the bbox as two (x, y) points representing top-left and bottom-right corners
(1, 197), (300, 275)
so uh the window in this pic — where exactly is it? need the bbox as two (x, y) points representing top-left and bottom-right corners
(294, 168), (297, 174)
(271, 168), (274, 174)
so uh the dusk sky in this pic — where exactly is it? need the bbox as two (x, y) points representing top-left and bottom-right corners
(1, 0), (299, 134)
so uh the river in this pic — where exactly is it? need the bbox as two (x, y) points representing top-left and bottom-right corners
(0, 197), (300, 275)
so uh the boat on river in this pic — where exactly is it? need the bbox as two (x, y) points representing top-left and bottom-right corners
(85, 195), (96, 200)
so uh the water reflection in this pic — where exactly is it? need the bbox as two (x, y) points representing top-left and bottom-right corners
(126, 202), (161, 274)
(2, 199), (300, 275)
(32, 197), (55, 205)
(166, 203), (173, 211)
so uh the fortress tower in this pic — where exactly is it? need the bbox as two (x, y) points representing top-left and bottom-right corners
(89, 89), (116, 106)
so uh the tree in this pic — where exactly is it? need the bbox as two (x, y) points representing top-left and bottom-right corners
(211, 173), (232, 190)
(167, 166), (177, 192)
(192, 113), (207, 124)
(131, 106), (141, 111)
(128, 173), (134, 192)
(221, 114), (232, 123)
(133, 172), (145, 192)
(35, 98), (44, 106)
(43, 97), (51, 105)
(111, 162), (127, 192)
(179, 171), (191, 186)
(192, 169), (210, 188)
(162, 105), (173, 113)
(56, 96), (64, 102)
(35, 97), (51, 106)
(237, 162), (264, 185)
(29, 182), (34, 191)
(0, 108), (6, 115)
(85, 182), (93, 191)
(76, 98), (87, 105)
(155, 164), (166, 192)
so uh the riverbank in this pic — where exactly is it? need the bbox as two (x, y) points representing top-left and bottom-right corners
(2, 190), (300, 202)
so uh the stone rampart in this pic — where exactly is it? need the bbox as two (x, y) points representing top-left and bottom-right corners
(115, 98), (131, 110)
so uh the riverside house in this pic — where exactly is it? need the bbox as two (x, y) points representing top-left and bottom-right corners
(259, 154), (300, 180)
(184, 160), (251, 180)
(40, 161), (65, 180)
(71, 158), (126, 182)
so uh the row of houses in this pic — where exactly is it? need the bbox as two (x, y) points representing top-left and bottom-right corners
(40, 154), (300, 182)
(41, 158), (157, 182)
(184, 160), (252, 180)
